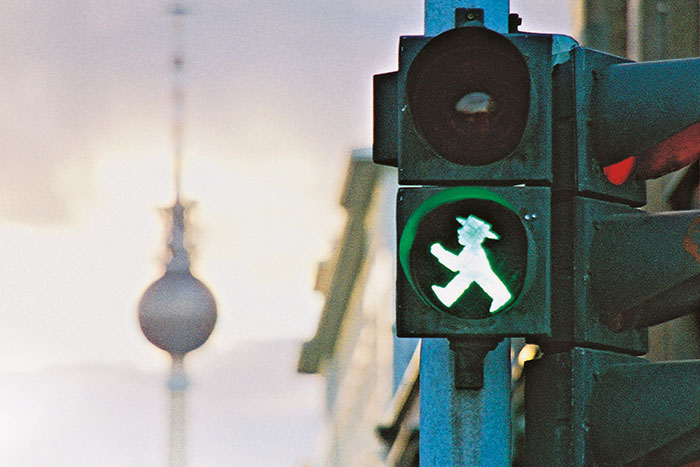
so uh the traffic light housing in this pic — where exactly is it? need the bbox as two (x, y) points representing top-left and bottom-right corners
(377, 15), (565, 344)
(589, 208), (700, 332)
(374, 19), (562, 185)
(373, 5), (700, 461)
(525, 348), (700, 466)
(396, 186), (551, 338)
(590, 57), (700, 182)
(376, 15), (645, 352)
(553, 47), (646, 205)
(397, 27), (549, 183)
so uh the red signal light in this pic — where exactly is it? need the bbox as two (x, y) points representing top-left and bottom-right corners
(603, 156), (636, 185)
(602, 120), (700, 185)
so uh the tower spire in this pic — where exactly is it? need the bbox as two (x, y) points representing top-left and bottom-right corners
(170, 1), (188, 203)
(166, 1), (190, 273)
(138, 3), (217, 467)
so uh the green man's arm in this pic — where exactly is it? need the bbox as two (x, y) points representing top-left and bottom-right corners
(430, 243), (460, 272)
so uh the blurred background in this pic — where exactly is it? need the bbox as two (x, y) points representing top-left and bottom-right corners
(0, 1), (576, 465)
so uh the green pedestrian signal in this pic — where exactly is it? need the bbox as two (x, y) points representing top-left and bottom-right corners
(430, 215), (512, 311)
(397, 186), (550, 337)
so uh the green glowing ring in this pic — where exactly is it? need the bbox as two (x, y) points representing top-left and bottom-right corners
(399, 186), (518, 314)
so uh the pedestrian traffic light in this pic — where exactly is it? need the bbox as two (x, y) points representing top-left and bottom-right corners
(377, 11), (570, 350)
(374, 9), (700, 383)
(373, 4), (700, 462)
(397, 186), (551, 338)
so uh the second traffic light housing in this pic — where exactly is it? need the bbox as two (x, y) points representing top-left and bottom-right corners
(374, 22), (558, 185)
(404, 26), (530, 168)
(525, 348), (700, 466)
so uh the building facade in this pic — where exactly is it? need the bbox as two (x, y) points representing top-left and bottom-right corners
(298, 149), (419, 466)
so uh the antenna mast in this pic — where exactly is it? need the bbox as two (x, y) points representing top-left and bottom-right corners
(170, 1), (188, 202)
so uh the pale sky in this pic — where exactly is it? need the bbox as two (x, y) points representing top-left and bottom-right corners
(0, 1), (573, 464)
(0, 1), (421, 373)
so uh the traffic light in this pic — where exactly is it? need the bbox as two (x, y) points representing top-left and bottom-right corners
(525, 348), (700, 466)
(396, 185), (551, 338)
(374, 9), (560, 185)
(374, 5), (700, 462)
(589, 208), (700, 332)
(375, 9), (700, 355)
(553, 47), (646, 205)
(557, 46), (700, 203)
(590, 57), (700, 183)
(375, 11), (643, 353)
(376, 11), (573, 354)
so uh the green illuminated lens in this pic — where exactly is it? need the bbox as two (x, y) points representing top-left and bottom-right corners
(399, 187), (527, 320)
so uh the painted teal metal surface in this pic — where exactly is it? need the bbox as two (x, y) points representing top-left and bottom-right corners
(425, 0), (509, 34)
(588, 360), (700, 465)
(555, 46), (646, 206)
(395, 29), (555, 186)
(420, 338), (511, 465)
(590, 57), (700, 168)
(591, 208), (700, 331)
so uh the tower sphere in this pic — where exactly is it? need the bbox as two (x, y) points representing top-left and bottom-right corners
(138, 269), (217, 356)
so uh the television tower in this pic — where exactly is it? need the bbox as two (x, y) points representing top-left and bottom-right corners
(137, 3), (217, 467)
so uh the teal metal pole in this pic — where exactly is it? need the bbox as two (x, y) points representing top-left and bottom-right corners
(425, 0), (509, 35)
(419, 4), (511, 464)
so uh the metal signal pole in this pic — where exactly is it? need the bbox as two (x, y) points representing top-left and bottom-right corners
(419, 5), (511, 466)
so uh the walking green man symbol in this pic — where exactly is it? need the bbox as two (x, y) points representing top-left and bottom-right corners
(430, 215), (511, 312)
